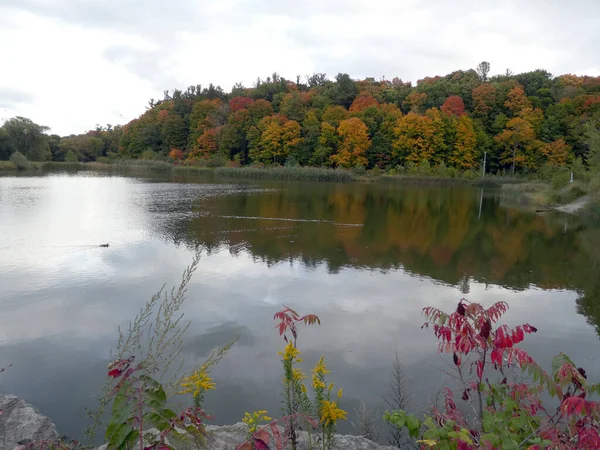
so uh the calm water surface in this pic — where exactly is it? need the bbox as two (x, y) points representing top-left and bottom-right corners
(0, 171), (599, 443)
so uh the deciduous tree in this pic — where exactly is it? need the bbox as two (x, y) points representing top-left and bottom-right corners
(331, 117), (370, 168)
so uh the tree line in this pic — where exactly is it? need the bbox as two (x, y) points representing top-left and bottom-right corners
(2, 63), (600, 173)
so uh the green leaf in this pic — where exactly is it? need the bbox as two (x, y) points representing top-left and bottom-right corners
(482, 413), (493, 432)
(107, 423), (134, 448)
(406, 415), (421, 438)
(145, 386), (167, 406)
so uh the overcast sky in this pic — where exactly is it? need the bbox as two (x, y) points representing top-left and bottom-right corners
(1, 0), (599, 136)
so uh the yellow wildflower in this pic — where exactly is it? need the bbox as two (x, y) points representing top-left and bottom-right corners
(328, 383), (334, 394)
(242, 410), (272, 434)
(311, 356), (330, 376)
(301, 384), (307, 394)
(279, 341), (303, 363)
(337, 389), (343, 399)
(320, 400), (347, 426)
(178, 365), (216, 398)
(312, 375), (326, 390)
(416, 439), (438, 447)
(293, 368), (307, 382)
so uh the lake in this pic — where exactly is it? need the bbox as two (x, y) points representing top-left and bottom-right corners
(0, 171), (599, 444)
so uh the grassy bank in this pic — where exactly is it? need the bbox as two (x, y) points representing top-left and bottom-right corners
(0, 160), (563, 191)
(502, 173), (600, 216)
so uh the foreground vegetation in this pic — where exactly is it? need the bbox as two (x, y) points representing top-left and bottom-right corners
(15, 255), (600, 450)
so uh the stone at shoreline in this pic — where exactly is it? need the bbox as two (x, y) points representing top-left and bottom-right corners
(204, 422), (396, 450)
(0, 395), (58, 450)
(0, 396), (395, 450)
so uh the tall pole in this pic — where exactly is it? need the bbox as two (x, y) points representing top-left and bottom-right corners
(482, 151), (487, 178)
(512, 145), (516, 175)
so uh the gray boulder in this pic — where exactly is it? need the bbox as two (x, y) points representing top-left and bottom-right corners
(205, 422), (396, 450)
(99, 423), (395, 449)
(0, 395), (58, 450)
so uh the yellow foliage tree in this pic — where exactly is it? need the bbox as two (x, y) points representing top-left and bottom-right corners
(392, 112), (437, 164)
(330, 117), (370, 168)
(451, 115), (478, 170)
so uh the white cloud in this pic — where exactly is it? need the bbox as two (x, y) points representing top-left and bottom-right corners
(0, 0), (599, 135)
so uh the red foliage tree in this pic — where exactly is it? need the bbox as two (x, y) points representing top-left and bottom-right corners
(229, 96), (254, 112)
(441, 95), (466, 116)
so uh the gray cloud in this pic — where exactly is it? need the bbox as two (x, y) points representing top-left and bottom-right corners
(0, 87), (35, 109)
(2, 0), (600, 135)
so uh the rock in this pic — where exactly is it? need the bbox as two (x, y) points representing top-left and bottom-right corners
(0, 395), (58, 450)
(205, 422), (396, 450)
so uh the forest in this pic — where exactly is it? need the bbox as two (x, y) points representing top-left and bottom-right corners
(1, 62), (600, 173)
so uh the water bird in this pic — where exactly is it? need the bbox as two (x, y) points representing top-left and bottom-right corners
(99, 243), (110, 248)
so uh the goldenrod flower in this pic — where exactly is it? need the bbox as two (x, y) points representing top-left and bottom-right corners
(312, 356), (330, 376)
(320, 400), (347, 425)
(178, 365), (216, 398)
(416, 439), (438, 447)
(312, 375), (326, 390)
(279, 341), (303, 363)
(242, 410), (272, 434)
(301, 384), (307, 394)
(337, 388), (343, 399)
(292, 367), (307, 382)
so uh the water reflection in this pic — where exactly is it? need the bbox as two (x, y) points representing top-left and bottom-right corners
(0, 173), (599, 445)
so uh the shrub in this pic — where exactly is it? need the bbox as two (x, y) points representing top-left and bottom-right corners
(10, 151), (31, 170)
(205, 154), (227, 168)
(285, 156), (299, 167)
(140, 150), (156, 160)
(352, 164), (366, 176)
(551, 170), (571, 189)
(385, 300), (600, 449)
(95, 156), (110, 164)
(65, 150), (78, 163)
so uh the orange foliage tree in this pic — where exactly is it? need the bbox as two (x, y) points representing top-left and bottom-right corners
(541, 138), (571, 166)
(330, 117), (370, 168)
(169, 148), (184, 161)
(505, 86), (532, 116)
(472, 84), (497, 119)
(441, 95), (466, 116)
(349, 93), (379, 112)
(494, 117), (539, 172)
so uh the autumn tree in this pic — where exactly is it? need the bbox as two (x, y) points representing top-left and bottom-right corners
(504, 86), (532, 116)
(450, 115), (479, 170)
(331, 117), (370, 168)
(472, 84), (497, 120)
(441, 96), (466, 116)
(229, 96), (254, 112)
(349, 93), (379, 112)
(403, 92), (428, 113)
(541, 138), (571, 166)
(393, 112), (438, 165)
(322, 105), (348, 128)
(494, 117), (539, 173)
(188, 127), (222, 160)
